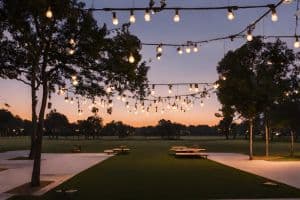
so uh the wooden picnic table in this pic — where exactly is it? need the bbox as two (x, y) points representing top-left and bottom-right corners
(174, 148), (206, 153)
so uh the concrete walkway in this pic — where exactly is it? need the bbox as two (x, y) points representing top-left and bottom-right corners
(0, 151), (112, 200)
(208, 153), (300, 190)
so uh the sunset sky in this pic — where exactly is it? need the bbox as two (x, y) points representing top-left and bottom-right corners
(0, 0), (298, 127)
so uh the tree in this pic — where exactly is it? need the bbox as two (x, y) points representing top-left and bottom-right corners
(102, 121), (133, 138)
(216, 106), (234, 140)
(1, 0), (148, 186)
(217, 38), (299, 159)
(77, 116), (103, 139)
(217, 38), (265, 160)
(254, 39), (295, 157)
(44, 110), (69, 139)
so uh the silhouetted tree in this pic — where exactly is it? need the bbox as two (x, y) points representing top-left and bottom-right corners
(0, 0), (149, 186)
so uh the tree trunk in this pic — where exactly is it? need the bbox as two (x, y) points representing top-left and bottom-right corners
(29, 71), (38, 159)
(31, 81), (48, 187)
(249, 119), (253, 160)
(265, 122), (269, 157)
(290, 130), (294, 157)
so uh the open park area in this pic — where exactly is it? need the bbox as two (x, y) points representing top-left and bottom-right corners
(0, 136), (300, 199)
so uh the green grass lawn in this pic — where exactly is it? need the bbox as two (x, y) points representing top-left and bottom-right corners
(2, 137), (299, 199)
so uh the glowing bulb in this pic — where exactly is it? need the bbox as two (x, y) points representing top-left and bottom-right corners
(71, 75), (77, 80)
(156, 53), (162, 60)
(213, 83), (219, 89)
(294, 37), (300, 48)
(68, 48), (75, 55)
(69, 38), (75, 46)
(193, 44), (198, 52)
(227, 8), (235, 20)
(185, 46), (191, 53)
(128, 53), (135, 63)
(151, 85), (155, 95)
(72, 80), (78, 86)
(129, 10), (136, 23)
(200, 101), (204, 107)
(46, 7), (53, 19)
(112, 12), (118, 25)
(106, 87), (112, 93)
(144, 9), (151, 22)
(177, 47), (183, 55)
(271, 8), (278, 22)
(173, 9), (180, 22)
(283, 0), (293, 4)
(157, 44), (163, 53)
(246, 29), (253, 42)
(168, 85), (172, 94)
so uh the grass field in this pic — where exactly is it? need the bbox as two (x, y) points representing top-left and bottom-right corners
(1, 137), (300, 199)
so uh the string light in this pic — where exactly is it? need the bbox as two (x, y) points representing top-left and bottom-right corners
(69, 38), (76, 46)
(151, 85), (155, 95)
(156, 44), (163, 53)
(189, 84), (193, 91)
(177, 47), (183, 55)
(246, 29), (253, 41)
(144, 9), (151, 21)
(270, 6), (278, 22)
(227, 8), (235, 20)
(68, 48), (75, 55)
(128, 53), (135, 63)
(156, 53), (162, 60)
(200, 101), (204, 107)
(193, 44), (198, 52)
(194, 84), (199, 92)
(294, 36), (300, 48)
(173, 9), (180, 22)
(283, 0), (293, 4)
(46, 6), (53, 19)
(112, 12), (119, 25)
(185, 46), (191, 53)
(129, 10), (136, 23)
(168, 85), (173, 94)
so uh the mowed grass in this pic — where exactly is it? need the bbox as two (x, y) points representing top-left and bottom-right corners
(2, 137), (300, 199)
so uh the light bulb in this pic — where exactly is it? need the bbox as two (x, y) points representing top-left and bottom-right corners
(177, 47), (183, 55)
(246, 29), (253, 42)
(72, 80), (78, 86)
(213, 83), (219, 89)
(168, 85), (172, 94)
(193, 44), (198, 52)
(156, 53), (162, 60)
(144, 9), (151, 22)
(271, 8), (278, 22)
(157, 44), (163, 53)
(71, 75), (77, 80)
(294, 37), (300, 48)
(112, 12), (118, 25)
(128, 53), (135, 63)
(200, 101), (204, 107)
(68, 48), (75, 55)
(185, 46), (191, 53)
(173, 9), (180, 22)
(227, 8), (235, 20)
(46, 7), (53, 19)
(69, 38), (75, 46)
(129, 10), (136, 23)
(283, 0), (293, 4)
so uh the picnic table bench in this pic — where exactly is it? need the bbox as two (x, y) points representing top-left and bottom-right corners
(175, 152), (208, 159)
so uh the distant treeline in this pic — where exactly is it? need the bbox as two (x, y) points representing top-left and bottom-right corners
(0, 109), (297, 140)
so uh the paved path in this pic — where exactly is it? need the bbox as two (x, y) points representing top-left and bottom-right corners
(0, 151), (112, 200)
(208, 153), (300, 190)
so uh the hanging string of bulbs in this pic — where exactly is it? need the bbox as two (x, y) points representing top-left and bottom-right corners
(55, 81), (218, 116)
(44, 0), (294, 62)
